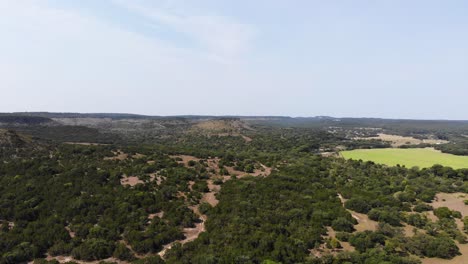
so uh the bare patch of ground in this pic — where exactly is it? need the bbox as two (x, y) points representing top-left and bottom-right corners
(225, 164), (271, 178)
(190, 119), (254, 142)
(104, 150), (128, 161)
(337, 193), (378, 232)
(120, 175), (144, 186)
(171, 154), (271, 178)
(326, 227), (355, 252)
(351, 211), (378, 232)
(43, 255), (129, 264)
(402, 223), (420, 237)
(149, 173), (164, 185)
(431, 193), (468, 217)
(202, 180), (220, 206)
(192, 119), (251, 132)
(241, 135), (253, 142)
(310, 226), (355, 258)
(158, 154), (272, 258)
(321, 152), (338, 157)
(63, 142), (109, 146)
(419, 193), (468, 264)
(148, 211), (164, 220)
(158, 205), (207, 258)
(65, 226), (75, 238)
(357, 133), (448, 147)
(132, 153), (146, 159)
(170, 155), (200, 166)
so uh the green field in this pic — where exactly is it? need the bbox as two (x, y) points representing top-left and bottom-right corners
(341, 148), (468, 169)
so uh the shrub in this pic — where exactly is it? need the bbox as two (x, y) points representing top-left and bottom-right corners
(331, 217), (355, 232)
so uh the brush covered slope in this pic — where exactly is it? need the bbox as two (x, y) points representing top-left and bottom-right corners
(0, 114), (467, 264)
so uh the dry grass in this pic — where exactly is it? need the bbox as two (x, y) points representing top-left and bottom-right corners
(190, 119), (254, 142)
(170, 155), (200, 166)
(63, 142), (109, 146)
(120, 175), (144, 186)
(431, 193), (468, 217)
(357, 133), (448, 147)
(45, 256), (129, 264)
(104, 150), (128, 161)
(337, 194), (378, 232)
(350, 211), (378, 232)
(310, 226), (355, 258)
(419, 193), (468, 264)
(192, 119), (251, 132)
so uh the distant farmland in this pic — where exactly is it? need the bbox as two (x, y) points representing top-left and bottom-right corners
(341, 148), (468, 169)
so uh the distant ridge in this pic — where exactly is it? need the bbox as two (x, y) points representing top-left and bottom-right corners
(1, 112), (468, 123)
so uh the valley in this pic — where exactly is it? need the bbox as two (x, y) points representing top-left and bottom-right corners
(0, 113), (467, 264)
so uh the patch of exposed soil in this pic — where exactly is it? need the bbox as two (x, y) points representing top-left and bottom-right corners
(170, 155), (200, 166)
(310, 226), (355, 258)
(158, 205), (207, 258)
(148, 211), (164, 220)
(104, 150), (128, 161)
(225, 164), (271, 178)
(351, 211), (378, 232)
(158, 155), (272, 258)
(337, 194), (378, 232)
(431, 193), (468, 217)
(201, 180), (220, 206)
(217, 133), (253, 142)
(192, 119), (251, 132)
(43, 255), (129, 264)
(65, 226), (75, 238)
(63, 142), (109, 146)
(149, 173), (164, 185)
(419, 193), (468, 263)
(120, 175), (144, 186)
(356, 133), (448, 147)
(131, 153), (145, 159)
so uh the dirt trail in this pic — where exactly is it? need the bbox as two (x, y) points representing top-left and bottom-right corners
(158, 155), (272, 258)
(202, 180), (220, 206)
(310, 226), (355, 258)
(337, 193), (378, 232)
(38, 154), (272, 263)
(158, 204), (207, 257)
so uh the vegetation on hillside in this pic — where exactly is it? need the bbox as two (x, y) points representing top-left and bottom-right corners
(0, 114), (467, 263)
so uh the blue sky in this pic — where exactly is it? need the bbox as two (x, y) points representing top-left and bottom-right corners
(1, 0), (467, 119)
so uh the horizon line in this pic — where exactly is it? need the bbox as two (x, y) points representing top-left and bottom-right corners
(2, 111), (468, 122)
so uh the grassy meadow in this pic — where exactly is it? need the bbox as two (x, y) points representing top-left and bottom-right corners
(341, 148), (468, 169)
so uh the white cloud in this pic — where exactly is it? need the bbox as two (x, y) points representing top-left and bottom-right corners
(111, 0), (255, 63)
(0, 0), (260, 114)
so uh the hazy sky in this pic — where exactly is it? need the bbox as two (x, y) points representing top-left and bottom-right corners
(1, 1), (467, 119)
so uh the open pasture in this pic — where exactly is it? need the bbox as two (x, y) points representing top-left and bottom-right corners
(341, 148), (468, 169)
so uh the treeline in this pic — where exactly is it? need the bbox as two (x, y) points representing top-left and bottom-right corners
(165, 157), (468, 263)
(0, 144), (205, 263)
(0, 124), (467, 263)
